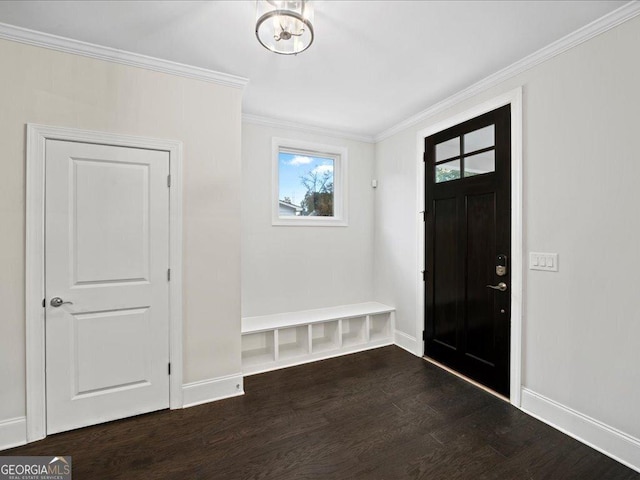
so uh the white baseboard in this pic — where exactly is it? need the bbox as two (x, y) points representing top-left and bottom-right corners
(0, 417), (27, 451)
(394, 330), (421, 356)
(3, 375), (245, 450)
(182, 373), (245, 408)
(521, 388), (640, 473)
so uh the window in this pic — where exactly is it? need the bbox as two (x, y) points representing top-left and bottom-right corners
(272, 138), (347, 226)
(434, 124), (496, 183)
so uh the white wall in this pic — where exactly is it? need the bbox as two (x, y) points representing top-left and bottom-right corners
(375, 12), (640, 457)
(242, 122), (375, 317)
(374, 126), (422, 344)
(0, 39), (243, 428)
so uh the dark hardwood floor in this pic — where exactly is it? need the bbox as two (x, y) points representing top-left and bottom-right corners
(7, 346), (639, 479)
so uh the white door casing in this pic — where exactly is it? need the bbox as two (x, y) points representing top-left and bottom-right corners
(45, 140), (170, 434)
(26, 124), (183, 442)
(416, 87), (523, 406)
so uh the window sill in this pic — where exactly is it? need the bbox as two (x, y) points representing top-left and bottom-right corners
(272, 217), (348, 227)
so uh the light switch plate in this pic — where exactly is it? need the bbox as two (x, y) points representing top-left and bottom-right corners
(530, 252), (558, 272)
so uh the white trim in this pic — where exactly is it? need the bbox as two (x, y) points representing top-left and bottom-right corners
(510, 89), (524, 407)
(375, 1), (640, 142)
(271, 137), (348, 227)
(0, 417), (27, 451)
(25, 126), (46, 443)
(0, 22), (248, 89)
(168, 144), (184, 411)
(415, 87), (523, 407)
(243, 114), (375, 144)
(394, 330), (420, 357)
(521, 388), (640, 473)
(182, 374), (245, 408)
(25, 123), (184, 443)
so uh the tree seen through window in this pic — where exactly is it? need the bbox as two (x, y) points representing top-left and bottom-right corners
(279, 152), (334, 217)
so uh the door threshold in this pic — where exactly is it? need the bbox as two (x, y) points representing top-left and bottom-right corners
(422, 356), (510, 403)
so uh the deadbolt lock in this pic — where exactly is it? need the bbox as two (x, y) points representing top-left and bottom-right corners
(496, 254), (508, 277)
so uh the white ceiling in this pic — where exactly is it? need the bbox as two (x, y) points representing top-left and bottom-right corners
(0, 1), (627, 138)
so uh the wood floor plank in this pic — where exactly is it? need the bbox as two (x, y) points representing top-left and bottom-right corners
(5, 346), (639, 479)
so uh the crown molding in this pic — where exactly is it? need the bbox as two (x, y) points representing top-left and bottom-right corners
(243, 114), (375, 144)
(0, 22), (249, 89)
(375, 1), (640, 142)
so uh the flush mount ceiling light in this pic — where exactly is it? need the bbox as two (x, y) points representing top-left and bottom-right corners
(255, 1), (314, 55)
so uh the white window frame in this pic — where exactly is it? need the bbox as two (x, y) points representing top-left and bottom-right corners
(272, 137), (348, 226)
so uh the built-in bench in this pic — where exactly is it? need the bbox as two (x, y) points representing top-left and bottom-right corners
(241, 302), (396, 375)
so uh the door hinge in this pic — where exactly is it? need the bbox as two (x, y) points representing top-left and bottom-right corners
(423, 152), (426, 163)
(422, 270), (426, 282)
(420, 210), (426, 221)
(422, 330), (427, 341)
(168, 363), (171, 375)
(167, 174), (171, 187)
(167, 268), (171, 281)
(42, 298), (46, 308)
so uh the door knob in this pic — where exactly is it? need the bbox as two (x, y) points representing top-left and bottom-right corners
(486, 282), (508, 292)
(50, 297), (73, 307)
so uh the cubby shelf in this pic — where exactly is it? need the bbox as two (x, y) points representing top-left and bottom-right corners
(342, 316), (367, 348)
(311, 320), (340, 354)
(277, 326), (309, 360)
(241, 302), (395, 375)
(370, 313), (391, 342)
(241, 330), (275, 368)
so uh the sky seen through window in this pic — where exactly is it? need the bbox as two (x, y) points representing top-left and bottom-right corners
(279, 152), (334, 207)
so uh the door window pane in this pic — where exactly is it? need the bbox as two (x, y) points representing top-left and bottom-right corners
(435, 160), (461, 183)
(464, 125), (494, 153)
(436, 137), (460, 161)
(464, 151), (495, 177)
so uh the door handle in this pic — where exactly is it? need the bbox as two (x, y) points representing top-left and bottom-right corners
(486, 282), (508, 292)
(50, 297), (73, 307)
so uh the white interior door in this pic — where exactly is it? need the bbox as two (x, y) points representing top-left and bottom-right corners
(45, 139), (170, 434)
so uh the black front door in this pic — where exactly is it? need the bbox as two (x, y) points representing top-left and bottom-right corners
(424, 105), (511, 397)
